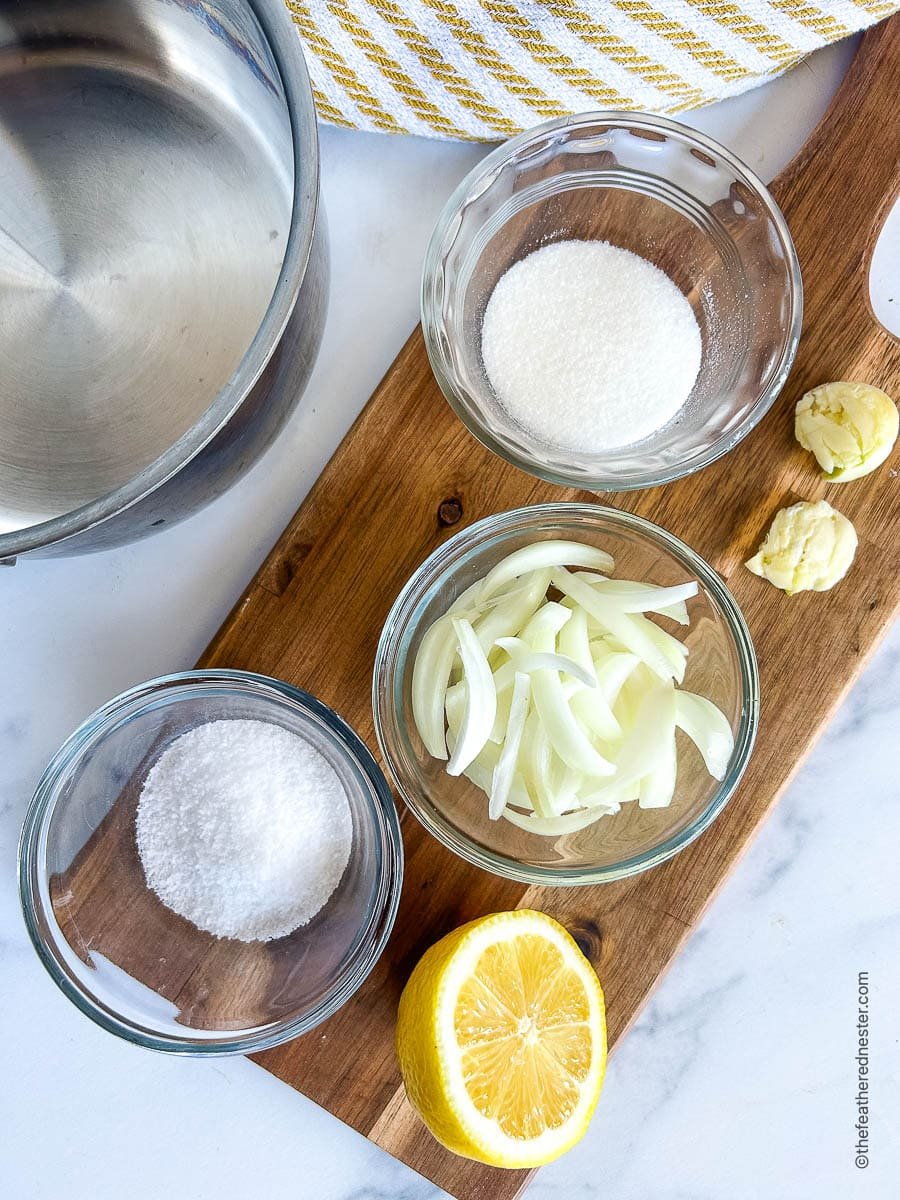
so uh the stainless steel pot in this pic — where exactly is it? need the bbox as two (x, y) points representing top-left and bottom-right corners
(0, 0), (327, 561)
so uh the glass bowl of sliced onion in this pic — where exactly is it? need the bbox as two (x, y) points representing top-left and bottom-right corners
(373, 503), (758, 885)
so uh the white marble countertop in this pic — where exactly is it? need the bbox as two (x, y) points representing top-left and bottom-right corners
(3, 38), (898, 1200)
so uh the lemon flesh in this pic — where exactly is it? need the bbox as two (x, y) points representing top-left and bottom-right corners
(795, 381), (898, 482)
(745, 499), (857, 595)
(395, 909), (606, 1168)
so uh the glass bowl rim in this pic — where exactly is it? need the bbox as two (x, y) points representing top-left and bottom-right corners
(18, 668), (404, 1056)
(373, 502), (759, 885)
(420, 108), (803, 492)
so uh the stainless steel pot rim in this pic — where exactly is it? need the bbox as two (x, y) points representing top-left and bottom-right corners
(0, 0), (320, 560)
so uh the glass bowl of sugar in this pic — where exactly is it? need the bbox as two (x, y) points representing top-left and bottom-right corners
(18, 670), (403, 1054)
(422, 111), (802, 491)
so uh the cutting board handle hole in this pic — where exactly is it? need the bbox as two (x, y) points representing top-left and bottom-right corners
(869, 197), (900, 340)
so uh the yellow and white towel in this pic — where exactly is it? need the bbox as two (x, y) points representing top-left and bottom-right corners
(285, 0), (895, 140)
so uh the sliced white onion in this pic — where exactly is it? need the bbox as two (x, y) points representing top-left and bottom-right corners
(532, 668), (616, 776)
(411, 617), (458, 759)
(410, 538), (733, 838)
(480, 541), (613, 600)
(675, 691), (735, 780)
(552, 568), (675, 681)
(502, 805), (614, 836)
(526, 609), (616, 779)
(578, 775), (638, 810)
(556, 605), (595, 680)
(520, 708), (555, 818)
(473, 567), (551, 653)
(444, 678), (465, 735)
(521, 599), (572, 641)
(595, 650), (641, 709)
(448, 727), (533, 809)
(489, 672), (531, 819)
(411, 579), (485, 759)
(488, 685), (513, 744)
(613, 680), (677, 789)
(449, 578), (488, 616)
(576, 574), (696, 624)
(446, 618), (496, 777)
(638, 736), (677, 809)
(550, 759), (582, 815)
(493, 638), (596, 691)
(559, 607), (621, 742)
(629, 612), (689, 684)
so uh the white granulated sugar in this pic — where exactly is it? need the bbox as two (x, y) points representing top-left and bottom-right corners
(481, 240), (702, 452)
(135, 719), (352, 942)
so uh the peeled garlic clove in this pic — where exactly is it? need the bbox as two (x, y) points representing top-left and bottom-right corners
(795, 381), (898, 482)
(745, 499), (857, 595)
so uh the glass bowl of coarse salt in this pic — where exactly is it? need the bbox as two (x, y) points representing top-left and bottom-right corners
(422, 111), (802, 491)
(18, 670), (403, 1054)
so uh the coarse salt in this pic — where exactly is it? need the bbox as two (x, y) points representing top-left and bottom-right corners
(135, 719), (352, 942)
(481, 240), (702, 453)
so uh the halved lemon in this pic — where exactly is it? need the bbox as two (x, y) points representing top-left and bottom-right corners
(395, 909), (607, 1168)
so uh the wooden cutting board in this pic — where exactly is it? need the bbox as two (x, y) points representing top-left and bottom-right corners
(200, 21), (899, 1199)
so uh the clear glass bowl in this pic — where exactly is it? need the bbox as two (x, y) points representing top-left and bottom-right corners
(373, 504), (758, 885)
(19, 670), (403, 1055)
(421, 111), (802, 491)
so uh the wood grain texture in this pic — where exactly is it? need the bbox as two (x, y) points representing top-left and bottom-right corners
(196, 19), (900, 1197)
(57, 18), (898, 1200)
(197, 25), (900, 1197)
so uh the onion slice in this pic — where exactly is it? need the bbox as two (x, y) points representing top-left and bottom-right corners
(559, 607), (621, 742)
(579, 575), (697, 623)
(411, 617), (458, 759)
(444, 679), (465, 736)
(638, 736), (677, 809)
(502, 805), (612, 836)
(578, 776), (638, 809)
(613, 680), (677, 788)
(629, 613), (689, 683)
(520, 708), (555, 817)
(480, 541), (613, 600)
(449, 731), (533, 810)
(533, 671), (616, 776)
(675, 691), (735, 780)
(552, 568), (676, 681)
(490, 672), (531, 819)
(446, 618), (497, 777)
(595, 650), (641, 708)
(411, 579), (485, 759)
(473, 568), (551, 653)
(526, 612), (616, 779)
(493, 638), (596, 690)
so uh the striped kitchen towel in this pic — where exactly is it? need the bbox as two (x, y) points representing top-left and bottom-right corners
(285, 0), (896, 139)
